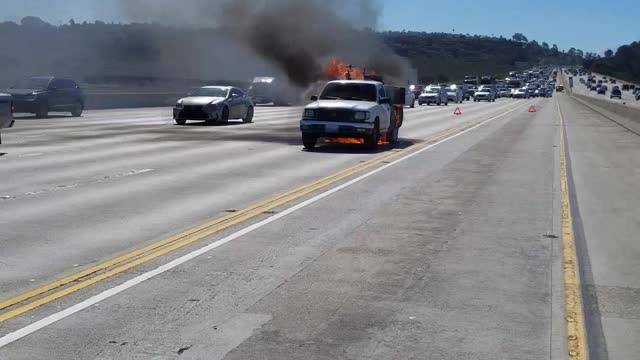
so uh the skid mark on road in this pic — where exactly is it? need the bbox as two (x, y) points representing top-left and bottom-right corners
(0, 169), (154, 202)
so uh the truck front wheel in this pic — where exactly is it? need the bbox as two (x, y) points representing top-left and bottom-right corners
(302, 135), (317, 150)
(365, 121), (379, 150)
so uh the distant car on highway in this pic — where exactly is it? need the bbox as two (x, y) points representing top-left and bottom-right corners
(247, 77), (297, 106)
(512, 88), (529, 99)
(556, 85), (564, 92)
(497, 88), (510, 98)
(636, 92), (640, 101)
(622, 84), (630, 91)
(610, 87), (622, 99)
(418, 87), (448, 106)
(474, 87), (496, 102)
(173, 86), (254, 125)
(526, 87), (536, 97)
(0, 93), (14, 144)
(445, 87), (464, 103)
(408, 84), (425, 98)
(405, 89), (416, 108)
(534, 88), (549, 98)
(610, 79), (616, 84)
(4, 77), (84, 118)
(597, 87), (607, 95)
(464, 87), (476, 101)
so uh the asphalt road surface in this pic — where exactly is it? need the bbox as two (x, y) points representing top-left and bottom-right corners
(0, 94), (638, 359)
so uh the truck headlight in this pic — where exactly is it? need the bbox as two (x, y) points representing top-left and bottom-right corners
(175, 101), (183, 109)
(303, 109), (315, 118)
(354, 111), (370, 121)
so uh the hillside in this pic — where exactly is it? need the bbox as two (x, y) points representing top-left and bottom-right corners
(588, 41), (640, 83)
(0, 18), (584, 88)
(381, 31), (582, 83)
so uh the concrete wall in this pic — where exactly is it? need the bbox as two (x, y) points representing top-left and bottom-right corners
(84, 92), (183, 110)
(571, 93), (640, 134)
(561, 72), (640, 134)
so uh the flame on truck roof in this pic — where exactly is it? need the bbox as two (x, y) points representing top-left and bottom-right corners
(324, 58), (365, 81)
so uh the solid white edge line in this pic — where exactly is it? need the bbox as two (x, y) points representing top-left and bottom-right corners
(0, 101), (529, 348)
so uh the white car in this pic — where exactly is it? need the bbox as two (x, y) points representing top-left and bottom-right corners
(173, 86), (254, 125)
(0, 93), (14, 144)
(512, 88), (529, 99)
(445, 87), (464, 103)
(418, 87), (449, 106)
(473, 87), (496, 102)
(497, 88), (510, 98)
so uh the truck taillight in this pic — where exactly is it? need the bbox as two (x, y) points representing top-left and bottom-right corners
(10, 99), (14, 113)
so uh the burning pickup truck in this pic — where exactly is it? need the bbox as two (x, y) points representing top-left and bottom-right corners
(300, 78), (404, 150)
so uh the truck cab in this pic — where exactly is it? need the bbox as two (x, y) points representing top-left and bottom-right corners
(300, 80), (396, 150)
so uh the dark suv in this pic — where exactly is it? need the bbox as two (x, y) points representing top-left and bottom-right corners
(4, 76), (85, 118)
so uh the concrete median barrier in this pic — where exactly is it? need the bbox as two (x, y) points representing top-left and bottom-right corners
(571, 93), (640, 134)
(84, 92), (183, 110)
(561, 74), (640, 134)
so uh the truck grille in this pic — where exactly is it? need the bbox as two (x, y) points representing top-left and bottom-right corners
(316, 109), (354, 122)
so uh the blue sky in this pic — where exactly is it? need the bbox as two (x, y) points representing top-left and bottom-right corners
(2, 0), (638, 54)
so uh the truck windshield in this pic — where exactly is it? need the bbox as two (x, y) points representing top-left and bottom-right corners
(320, 83), (377, 102)
(12, 78), (51, 90)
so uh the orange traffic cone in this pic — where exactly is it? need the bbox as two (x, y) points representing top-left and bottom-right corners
(529, 105), (536, 113)
(453, 107), (462, 115)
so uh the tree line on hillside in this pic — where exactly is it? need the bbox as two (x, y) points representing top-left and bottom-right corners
(380, 31), (587, 83)
(588, 42), (640, 83)
(2, 17), (629, 87)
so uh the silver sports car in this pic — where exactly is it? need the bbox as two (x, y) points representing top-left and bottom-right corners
(173, 86), (254, 125)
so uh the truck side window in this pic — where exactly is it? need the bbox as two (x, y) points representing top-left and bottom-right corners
(49, 80), (62, 90)
(378, 86), (386, 99)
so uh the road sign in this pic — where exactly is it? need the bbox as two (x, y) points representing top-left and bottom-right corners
(453, 107), (462, 115)
(529, 105), (536, 113)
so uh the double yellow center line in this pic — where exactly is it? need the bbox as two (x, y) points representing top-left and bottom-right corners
(557, 101), (588, 360)
(0, 104), (522, 322)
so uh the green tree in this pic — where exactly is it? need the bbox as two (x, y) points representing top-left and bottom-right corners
(604, 49), (614, 58)
(512, 33), (528, 42)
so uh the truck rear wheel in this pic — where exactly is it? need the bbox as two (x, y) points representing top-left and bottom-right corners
(387, 126), (399, 144)
(302, 135), (317, 150)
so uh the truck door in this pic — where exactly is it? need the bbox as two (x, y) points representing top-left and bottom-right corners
(378, 86), (391, 132)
